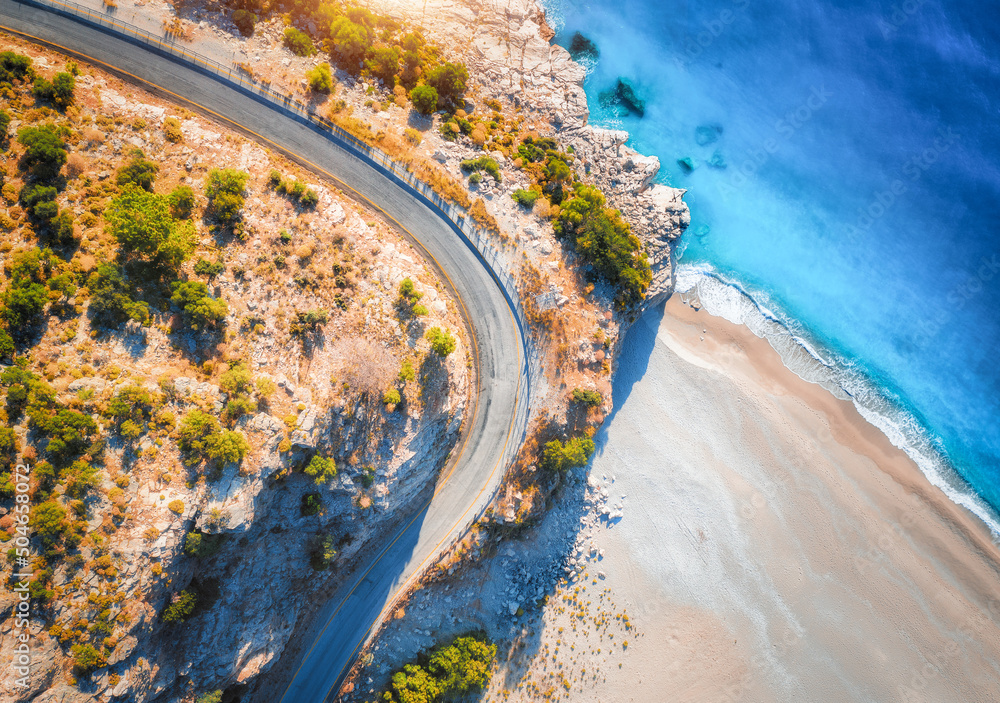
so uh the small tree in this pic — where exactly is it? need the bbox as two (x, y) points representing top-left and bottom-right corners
(205, 168), (248, 224)
(365, 46), (399, 85)
(170, 281), (228, 330)
(105, 184), (174, 259)
(283, 27), (316, 56)
(205, 430), (249, 465)
(162, 589), (198, 623)
(232, 9), (255, 36)
(540, 436), (595, 473)
(195, 692), (223, 703)
(178, 410), (221, 456)
(571, 388), (603, 407)
(410, 85), (438, 115)
(425, 327), (456, 357)
(116, 148), (159, 191)
(70, 643), (106, 675)
(17, 125), (67, 181)
(306, 62), (333, 93)
(51, 71), (75, 109)
(304, 454), (337, 485)
(168, 184), (196, 219)
(426, 62), (468, 106)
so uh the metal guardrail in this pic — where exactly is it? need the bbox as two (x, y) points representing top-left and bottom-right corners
(14, 0), (538, 475)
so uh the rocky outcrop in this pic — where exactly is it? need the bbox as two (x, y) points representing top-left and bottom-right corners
(384, 0), (690, 307)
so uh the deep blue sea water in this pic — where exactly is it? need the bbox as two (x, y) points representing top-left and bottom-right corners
(540, 0), (1000, 527)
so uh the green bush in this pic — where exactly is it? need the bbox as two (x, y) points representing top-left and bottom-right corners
(116, 148), (159, 191)
(301, 493), (322, 516)
(70, 643), (106, 675)
(88, 263), (149, 326)
(304, 454), (337, 485)
(0, 109), (11, 139)
(185, 530), (225, 558)
(540, 436), (595, 473)
(425, 327), (456, 357)
(425, 62), (468, 107)
(396, 277), (427, 318)
(0, 329), (13, 362)
(178, 410), (221, 456)
(205, 168), (248, 224)
(170, 281), (228, 330)
(17, 125), (66, 181)
(383, 388), (401, 406)
(169, 184), (196, 219)
(553, 185), (652, 306)
(219, 363), (253, 396)
(306, 62), (333, 93)
(300, 189), (319, 208)
(329, 17), (372, 69)
(410, 85), (438, 115)
(364, 46), (399, 85)
(51, 210), (76, 245)
(194, 258), (224, 279)
(310, 533), (337, 570)
(571, 388), (603, 407)
(106, 185), (195, 268)
(383, 633), (496, 703)
(205, 430), (249, 465)
(162, 589), (198, 624)
(283, 27), (316, 56)
(32, 500), (67, 548)
(195, 691), (223, 703)
(232, 9), (256, 36)
(19, 183), (58, 221)
(460, 156), (501, 183)
(0, 51), (33, 85)
(512, 189), (538, 208)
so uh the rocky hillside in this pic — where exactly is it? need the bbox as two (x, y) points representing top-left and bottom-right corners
(0, 36), (469, 702)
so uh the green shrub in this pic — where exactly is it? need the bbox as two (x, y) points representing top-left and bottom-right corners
(309, 533), (337, 570)
(219, 363), (252, 395)
(283, 27), (316, 56)
(554, 185), (652, 306)
(232, 9), (256, 36)
(410, 85), (438, 115)
(383, 633), (496, 703)
(329, 17), (372, 69)
(116, 148), (159, 191)
(169, 184), (196, 219)
(185, 530), (225, 558)
(51, 210), (76, 245)
(106, 185), (195, 268)
(425, 327), (456, 357)
(32, 500), (67, 548)
(460, 156), (501, 182)
(205, 430), (249, 465)
(396, 277), (427, 318)
(306, 62), (333, 93)
(571, 388), (603, 407)
(425, 62), (468, 107)
(300, 493), (322, 516)
(193, 258), (224, 279)
(88, 263), (149, 326)
(540, 436), (595, 473)
(0, 329), (13, 362)
(0, 51), (33, 85)
(19, 183), (58, 221)
(512, 189), (538, 208)
(170, 281), (228, 330)
(162, 589), (197, 623)
(304, 454), (337, 485)
(364, 46), (399, 85)
(0, 109), (11, 139)
(300, 189), (319, 208)
(383, 388), (401, 406)
(70, 643), (106, 675)
(195, 691), (223, 703)
(32, 72), (74, 109)
(178, 410), (221, 456)
(205, 168), (248, 224)
(17, 125), (66, 181)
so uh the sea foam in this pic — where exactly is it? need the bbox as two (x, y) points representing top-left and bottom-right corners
(674, 262), (1000, 538)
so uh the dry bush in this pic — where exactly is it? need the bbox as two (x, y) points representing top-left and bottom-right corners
(471, 123), (488, 146)
(334, 337), (397, 400)
(66, 153), (88, 179)
(470, 198), (500, 235)
(411, 161), (472, 209)
(82, 127), (105, 146)
(295, 242), (314, 260)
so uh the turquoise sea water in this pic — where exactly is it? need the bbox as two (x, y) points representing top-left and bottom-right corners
(540, 0), (1000, 527)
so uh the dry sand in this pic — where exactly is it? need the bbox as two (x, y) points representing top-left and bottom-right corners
(494, 297), (1000, 702)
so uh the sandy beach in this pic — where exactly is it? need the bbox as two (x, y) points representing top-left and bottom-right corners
(473, 296), (1000, 702)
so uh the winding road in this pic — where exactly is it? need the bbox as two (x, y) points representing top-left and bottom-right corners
(0, 2), (530, 700)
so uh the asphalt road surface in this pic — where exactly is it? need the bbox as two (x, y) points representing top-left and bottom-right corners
(0, 2), (530, 700)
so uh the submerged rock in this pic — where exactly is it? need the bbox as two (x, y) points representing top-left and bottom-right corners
(708, 149), (727, 169)
(695, 123), (724, 146)
(598, 78), (646, 117)
(568, 32), (600, 62)
(677, 156), (698, 172)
